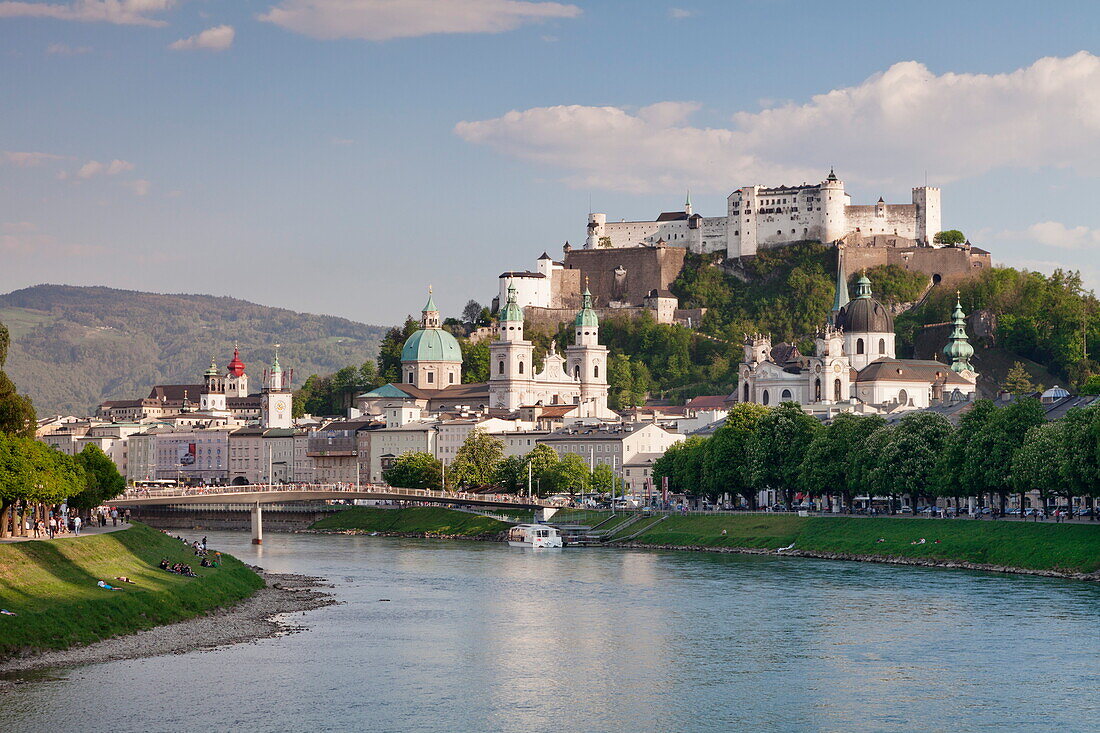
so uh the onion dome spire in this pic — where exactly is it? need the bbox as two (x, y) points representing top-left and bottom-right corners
(500, 279), (524, 323)
(943, 291), (976, 373)
(575, 280), (598, 328)
(227, 345), (246, 377)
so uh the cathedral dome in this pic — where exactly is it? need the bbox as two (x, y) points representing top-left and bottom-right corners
(401, 327), (462, 364)
(836, 275), (893, 334)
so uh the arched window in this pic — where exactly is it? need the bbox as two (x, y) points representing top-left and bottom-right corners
(743, 383), (749, 402)
(762, 389), (770, 406)
(593, 364), (599, 379)
(498, 361), (505, 375)
(856, 338), (865, 354)
(834, 378), (842, 402)
(781, 389), (792, 400)
(518, 361), (524, 374)
(574, 365), (580, 379)
(878, 338), (886, 354)
(814, 378), (822, 401)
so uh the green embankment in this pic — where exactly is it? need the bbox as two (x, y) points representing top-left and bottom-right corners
(310, 507), (511, 537)
(629, 515), (1100, 575)
(0, 524), (264, 658)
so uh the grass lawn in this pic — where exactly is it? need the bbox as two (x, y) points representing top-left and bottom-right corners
(0, 524), (264, 659)
(310, 506), (510, 537)
(629, 514), (1100, 574)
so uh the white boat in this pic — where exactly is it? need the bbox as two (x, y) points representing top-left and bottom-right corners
(506, 524), (563, 548)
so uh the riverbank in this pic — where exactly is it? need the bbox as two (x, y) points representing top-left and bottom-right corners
(612, 514), (1100, 579)
(0, 524), (272, 662)
(306, 506), (510, 539)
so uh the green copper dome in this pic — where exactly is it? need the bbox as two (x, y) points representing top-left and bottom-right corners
(943, 293), (975, 373)
(204, 357), (219, 378)
(575, 286), (599, 328)
(500, 280), (524, 323)
(401, 327), (462, 363)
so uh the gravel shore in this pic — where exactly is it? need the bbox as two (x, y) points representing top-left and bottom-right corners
(0, 568), (336, 688)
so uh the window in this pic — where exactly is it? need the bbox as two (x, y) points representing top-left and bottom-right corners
(574, 365), (580, 379)
(449, 373), (455, 384)
(518, 361), (524, 374)
(762, 389), (770, 406)
(407, 373), (413, 383)
(834, 378), (842, 402)
(593, 364), (599, 379)
(879, 338), (886, 354)
(743, 383), (749, 402)
(856, 338), (865, 354)
(498, 361), (505, 375)
(814, 378), (821, 401)
(426, 372), (434, 384)
(781, 389), (792, 400)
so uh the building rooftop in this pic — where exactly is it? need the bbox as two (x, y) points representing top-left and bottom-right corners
(856, 359), (972, 385)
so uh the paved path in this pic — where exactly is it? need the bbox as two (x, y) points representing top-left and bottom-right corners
(0, 521), (133, 544)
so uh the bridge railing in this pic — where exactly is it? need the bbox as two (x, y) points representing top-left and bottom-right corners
(116, 483), (550, 507)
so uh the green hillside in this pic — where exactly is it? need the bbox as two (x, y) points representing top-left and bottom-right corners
(0, 285), (386, 415)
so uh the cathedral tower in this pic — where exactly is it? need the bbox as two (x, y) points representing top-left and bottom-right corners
(489, 281), (535, 410)
(199, 356), (227, 413)
(261, 346), (293, 429)
(566, 284), (609, 414)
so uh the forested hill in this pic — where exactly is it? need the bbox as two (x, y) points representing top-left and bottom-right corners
(0, 285), (386, 415)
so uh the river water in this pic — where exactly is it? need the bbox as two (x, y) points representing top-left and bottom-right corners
(6, 531), (1100, 732)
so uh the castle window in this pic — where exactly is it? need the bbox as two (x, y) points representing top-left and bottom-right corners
(777, 230), (782, 236)
(762, 390), (770, 406)
(879, 338), (886, 354)
(857, 338), (865, 354)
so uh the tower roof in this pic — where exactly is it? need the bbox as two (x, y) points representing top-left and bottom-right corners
(575, 285), (598, 328)
(826, 168), (838, 182)
(943, 291), (976, 373)
(400, 328), (462, 364)
(423, 287), (438, 314)
(204, 357), (219, 378)
(829, 247), (850, 323)
(500, 280), (524, 323)
(836, 275), (893, 333)
(227, 346), (245, 377)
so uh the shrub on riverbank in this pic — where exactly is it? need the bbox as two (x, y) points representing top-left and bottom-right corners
(631, 515), (1100, 575)
(310, 507), (510, 537)
(0, 524), (264, 659)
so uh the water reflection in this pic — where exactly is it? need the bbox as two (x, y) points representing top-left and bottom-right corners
(5, 532), (1100, 733)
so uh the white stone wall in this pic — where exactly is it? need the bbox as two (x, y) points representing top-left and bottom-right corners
(498, 274), (551, 310)
(369, 424), (435, 483)
(845, 332), (896, 371)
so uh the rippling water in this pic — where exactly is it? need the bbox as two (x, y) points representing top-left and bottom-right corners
(7, 531), (1100, 732)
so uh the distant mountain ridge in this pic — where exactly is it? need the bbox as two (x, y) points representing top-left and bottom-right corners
(0, 284), (386, 415)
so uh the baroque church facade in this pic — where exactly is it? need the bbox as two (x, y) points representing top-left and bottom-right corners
(736, 249), (978, 412)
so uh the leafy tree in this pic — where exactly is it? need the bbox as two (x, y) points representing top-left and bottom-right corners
(1058, 405), (1100, 518)
(1011, 421), (1066, 513)
(382, 451), (442, 490)
(799, 412), (886, 510)
(966, 398), (1045, 513)
(545, 453), (590, 496)
(377, 317), (419, 384)
(703, 403), (768, 507)
(462, 300), (483, 325)
(1003, 361), (1037, 395)
(854, 265), (928, 305)
(849, 425), (893, 506)
(935, 399), (997, 505)
(71, 443), (126, 510)
(494, 455), (527, 493)
(591, 463), (615, 494)
(877, 412), (953, 509)
(748, 403), (820, 508)
(0, 322), (35, 438)
(934, 230), (967, 245)
(459, 338), (490, 383)
(1079, 375), (1100, 395)
(448, 429), (504, 489)
(653, 437), (706, 498)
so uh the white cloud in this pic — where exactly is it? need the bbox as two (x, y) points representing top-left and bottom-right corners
(0, 0), (174, 26)
(72, 158), (134, 179)
(2, 150), (64, 167)
(258, 0), (581, 41)
(668, 7), (695, 19)
(125, 178), (151, 196)
(169, 24), (235, 51)
(1021, 221), (1100, 250)
(46, 42), (92, 54)
(456, 51), (1100, 193)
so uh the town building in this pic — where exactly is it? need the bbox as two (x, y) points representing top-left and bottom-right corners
(536, 423), (682, 472)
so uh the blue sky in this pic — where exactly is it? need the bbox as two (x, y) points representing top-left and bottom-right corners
(1, 0), (1099, 327)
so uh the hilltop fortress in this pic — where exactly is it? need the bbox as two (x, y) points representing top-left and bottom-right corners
(586, 170), (942, 258)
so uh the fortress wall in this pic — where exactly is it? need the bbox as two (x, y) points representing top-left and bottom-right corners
(561, 246), (686, 307)
(844, 244), (991, 285)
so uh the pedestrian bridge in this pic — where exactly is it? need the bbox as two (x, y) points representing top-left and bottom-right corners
(111, 484), (550, 544)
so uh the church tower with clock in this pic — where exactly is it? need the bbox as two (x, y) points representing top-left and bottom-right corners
(261, 346), (293, 429)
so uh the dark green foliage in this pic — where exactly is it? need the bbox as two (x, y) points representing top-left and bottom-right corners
(376, 317), (419, 384)
(70, 444), (127, 509)
(934, 230), (967, 245)
(702, 403), (769, 506)
(800, 413), (886, 506)
(747, 402), (821, 507)
(853, 265), (928, 305)
(382, 451), (442, 490)
(0, 285), (386, 415)
(653, 436), (707, 496)
(460, 337), (490, 383)
(310, 506), (509, 536)
(294, 361), (383, 417)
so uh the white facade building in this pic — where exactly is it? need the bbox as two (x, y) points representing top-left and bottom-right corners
(586, 172), (942, 259)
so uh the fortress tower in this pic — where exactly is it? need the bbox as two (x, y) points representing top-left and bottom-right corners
(913, 186), (941, 245)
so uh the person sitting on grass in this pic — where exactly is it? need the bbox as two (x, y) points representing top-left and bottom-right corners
(159, 558), (170, 570)
(97, 581), (123, 591)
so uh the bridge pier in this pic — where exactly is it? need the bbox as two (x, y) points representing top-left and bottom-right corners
(539, 507), (560, 522)
(251, 503), (263, 545)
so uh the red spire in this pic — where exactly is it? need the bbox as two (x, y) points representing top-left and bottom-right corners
(227, 346), (245, 377)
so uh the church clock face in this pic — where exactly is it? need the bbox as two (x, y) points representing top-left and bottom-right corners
(832, 362), (843, 374)
(275, 400), (286, 411)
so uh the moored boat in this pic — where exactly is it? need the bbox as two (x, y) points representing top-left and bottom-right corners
(506, 524), (563, 548)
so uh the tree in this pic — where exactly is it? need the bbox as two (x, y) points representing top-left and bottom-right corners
(849, 424), (893, 507)
(1003, 362), (1037, 395)
(1080, 375), (1100, 395)
(377, 317), (419, 384)
(877, 412), (954, 510)
(71, 444), (126, 511)
(1058, 405), (1100, 519)
(966, 398), (1045, 513)
(799, 412), (886, 510)
(462, 300), (483, 325)
(545, 453), (590, 496)
(1011, 421), (1066, 514)
(460, 338), (490, 383)
(703, 403), (768, 507)
(591, 463), (615, 494)
(653, 437), (707, 499)
(494, 455), (526, 493)
(0, 322), (35, 437)
(935, 399), (997, 508)
(748, 403), (820, 508)
(382, 451), (442, 490)
(934, 230), (967, 246)
(448, 428), (504, 489)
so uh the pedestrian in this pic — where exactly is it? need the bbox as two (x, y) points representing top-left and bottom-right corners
(32, 519), (41, 538)
(111, 508), (118, 526)
(125, 509), (131, 524)
(48, 516), (56, 539)
(74, 515), (82, 536)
